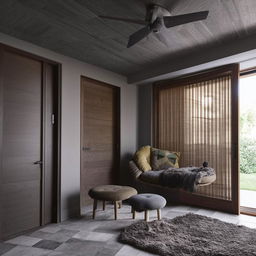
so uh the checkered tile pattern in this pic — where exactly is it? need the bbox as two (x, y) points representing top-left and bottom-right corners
(1, 204), (256, 256)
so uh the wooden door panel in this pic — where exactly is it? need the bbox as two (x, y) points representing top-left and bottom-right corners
(0, 46), (59, 240)
(2, 50), (42, 237)
(84, 151), (113, 162)
(82, 160), (114, 169)
(80, 77), (120, 207)
(2, 181), (41, 236)
(3, 156), (40, 183)
(81, 171), (114, 188)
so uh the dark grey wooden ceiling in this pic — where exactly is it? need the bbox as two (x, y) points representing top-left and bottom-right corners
(1, 0), (256, 78)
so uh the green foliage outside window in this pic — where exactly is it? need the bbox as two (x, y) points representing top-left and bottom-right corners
(240, 110), (256, 174)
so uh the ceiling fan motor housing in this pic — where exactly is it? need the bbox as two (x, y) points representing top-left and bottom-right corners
(149, 5), (171, 21)
(149, 5), (171, 33)
(151, 17), (164, 33)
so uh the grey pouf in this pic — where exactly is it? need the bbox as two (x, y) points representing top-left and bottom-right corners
(128, 193), (166, 221)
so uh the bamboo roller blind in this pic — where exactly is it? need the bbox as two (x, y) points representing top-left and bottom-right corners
(157, 75), (232, 200)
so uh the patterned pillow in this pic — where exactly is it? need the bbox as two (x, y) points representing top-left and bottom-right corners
(151, 148), (180, 170)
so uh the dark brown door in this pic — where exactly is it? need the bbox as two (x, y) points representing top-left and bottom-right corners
(80, 77), (120, 207)
(1, 50), (42, 237)
(0, 46), (59, 239)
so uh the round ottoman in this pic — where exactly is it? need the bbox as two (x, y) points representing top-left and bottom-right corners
(88, 185), (137, 220)
(128, 193), (166, 221)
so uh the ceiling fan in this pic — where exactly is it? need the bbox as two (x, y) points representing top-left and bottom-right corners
(99, 5), (209, 48)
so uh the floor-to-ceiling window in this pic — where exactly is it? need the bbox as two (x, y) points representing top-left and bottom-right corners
(154, 64), (239, 213)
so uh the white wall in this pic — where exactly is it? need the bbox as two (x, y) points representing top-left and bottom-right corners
(0, 32), (138, 220)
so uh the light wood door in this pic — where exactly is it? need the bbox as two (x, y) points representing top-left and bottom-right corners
(80, 77), (120, 207)
(1, 50), (42, 237)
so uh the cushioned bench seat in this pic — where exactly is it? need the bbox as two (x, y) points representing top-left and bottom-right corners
(140, 170), (216, 186)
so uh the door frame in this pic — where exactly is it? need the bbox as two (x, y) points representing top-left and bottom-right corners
(239, 67), (256, 216)
(0, 43), (62, 239)
(153, 64), (240, 214)
(80, 76), (121, 208)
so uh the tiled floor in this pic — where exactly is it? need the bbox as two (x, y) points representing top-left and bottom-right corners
(1, 203), (256, 256)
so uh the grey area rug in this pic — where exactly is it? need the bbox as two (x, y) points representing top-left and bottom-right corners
(119, 213), (256, 256)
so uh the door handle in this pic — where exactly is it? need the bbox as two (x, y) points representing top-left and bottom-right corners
(82, 147), (91, 151)
(33, 160), (43, 165)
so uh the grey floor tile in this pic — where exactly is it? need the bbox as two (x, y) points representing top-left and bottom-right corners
(39, 226), (61, 234)
(58, 220), (102, 232)
(114, 245), (143, 256)
(137, 251), (158, 256)
(46, 252), (76, 256)
(6, 204), (255, 256)
(31, 229), (78, 243)
(95, 238), (123, 256)
(56, 238), (104, 256)
(29, 231), (52, 240)
(95, 249), (116, 256)
(114, 244), (158, 256)
(239, 221), (256, 229)
(1, 246), (50, 256)
(104, 237), (123, 252)
(185, 206), (200, 213)
(93, 220), (134, 234)
(0, 243), (16, 256)
(6, 235), (42, 247)
(164, 210), (187, 219)
(212, 212), (240, 224)
(73, 231), (114, 242)
(195, 209), (216, 217)
(168, 205), (191, 212)
(33, 240), (61, 250)
(46, 229), (79, 243)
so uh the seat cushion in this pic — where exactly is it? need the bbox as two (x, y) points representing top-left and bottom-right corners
(198, 173), (216, 185)
(140, 170), (163, 184)
(139, 170), (216, 186)
(128, 193), (167, 212)
(88, 185), (137, 201)
(134, 145), (152, 172)
(151, 148), (180, 170)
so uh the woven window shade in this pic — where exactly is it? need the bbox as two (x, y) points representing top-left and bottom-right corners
(157, 75), (232, 200)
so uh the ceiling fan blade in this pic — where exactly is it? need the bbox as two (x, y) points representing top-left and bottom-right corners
(163, 11), (209, 28)
(127, 26), (152, 48)
(99, 15), (148, 25)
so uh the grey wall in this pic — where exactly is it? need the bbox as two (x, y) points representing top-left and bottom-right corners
(0, 32), (138, 221)
(138, 84), (153, 148)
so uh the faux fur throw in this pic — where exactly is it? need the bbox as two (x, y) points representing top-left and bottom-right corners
(159, 165), (215, 192)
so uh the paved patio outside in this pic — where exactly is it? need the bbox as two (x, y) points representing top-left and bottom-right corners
(241, 190), (256, 208)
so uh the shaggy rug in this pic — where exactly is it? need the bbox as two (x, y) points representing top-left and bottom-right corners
(119, 213), (256, 256)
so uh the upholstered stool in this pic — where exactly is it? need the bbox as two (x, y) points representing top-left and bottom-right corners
(88, 185), (137, 220)
(128, 193), (166, 221)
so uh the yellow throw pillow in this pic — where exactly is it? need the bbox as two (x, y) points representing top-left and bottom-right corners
(134, 145), (152, 172)
(151, 147), (180, 170)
